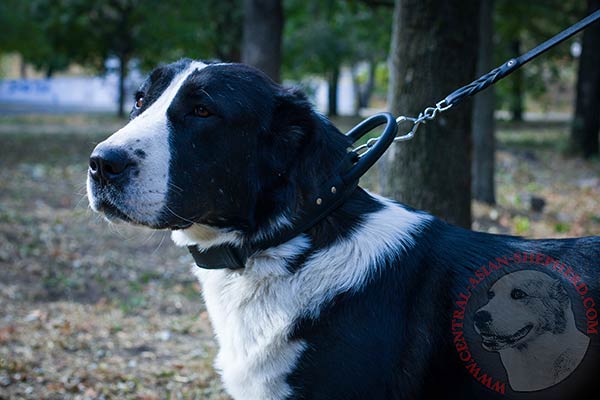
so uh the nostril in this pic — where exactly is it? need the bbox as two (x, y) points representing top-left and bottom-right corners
(89, 158), (99, 173)
(89, 157), (101, 182)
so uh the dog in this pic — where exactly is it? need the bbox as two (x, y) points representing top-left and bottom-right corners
(474, 270), (590, 392)
(87, 59), (600, 399)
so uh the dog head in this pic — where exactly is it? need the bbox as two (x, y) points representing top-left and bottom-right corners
(473, 270), (570, 351)
(87, 59), (351, 238)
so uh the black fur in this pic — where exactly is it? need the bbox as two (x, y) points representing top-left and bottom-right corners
(288, 218), (600, 399)
(121, 61), (600, 399)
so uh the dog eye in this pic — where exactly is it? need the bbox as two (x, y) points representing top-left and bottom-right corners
(135, 95), (144, 110)
(193, 105), (211, 118)
(487, 290), (495, 300)
(511, 288), (528, 300)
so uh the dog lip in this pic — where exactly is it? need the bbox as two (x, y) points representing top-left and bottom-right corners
(480, 324), (533, 349)
(98, 200), (134, 223)
(97, 199), (192, 230)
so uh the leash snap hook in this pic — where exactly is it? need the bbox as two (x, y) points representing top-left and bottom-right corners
(393, 115), (420, 142)
(393, 98), (452, 143)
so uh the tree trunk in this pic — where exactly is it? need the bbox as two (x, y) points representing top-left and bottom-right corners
(570, 0), (600, 158)
(510, 39), (524, 122)
(385, 0), (479, 228)
(214, 0), (242, 62)
(117, 55), (128, 118)
(46, 65), (55, 79)
(328, 67), (340, 117)
(241, 0), (283, 82)
(359, 60), (376, 109)
(351, 65), (361, 116)
(472, 0), (496, 205)
(19, 57), (27, 79)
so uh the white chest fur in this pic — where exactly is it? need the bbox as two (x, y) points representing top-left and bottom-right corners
(175, 197), (428, 400)
(193, 261), (307, 400)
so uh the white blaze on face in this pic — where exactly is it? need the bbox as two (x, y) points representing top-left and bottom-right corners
(88, 60), (207, 225)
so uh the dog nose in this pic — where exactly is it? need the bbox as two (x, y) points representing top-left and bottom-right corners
(474, 310), (492, 328)
(89, 147), (134, 185)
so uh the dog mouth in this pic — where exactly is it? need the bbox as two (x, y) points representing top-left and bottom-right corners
(88, 178), (195, 230)
(479, 324), (533, 350)
(95, 197), (193, 230)
(97, 200), (134, 224)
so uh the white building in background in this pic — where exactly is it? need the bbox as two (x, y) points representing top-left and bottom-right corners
(0, 76), (120, 113)
(0, 57), (143, 114)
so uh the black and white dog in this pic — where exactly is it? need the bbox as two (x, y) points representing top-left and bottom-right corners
(87, 59), (600, 400)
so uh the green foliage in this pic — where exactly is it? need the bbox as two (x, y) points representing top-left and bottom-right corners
(554, 222), (571, 233)
(494, 0), (586, 112)
(0, 0), (71, 76)
(2, 0), (391, 82)
(2, 0), (585, 114)
(283, 0), (392, 78)
(513, 215), (531, 235)
(0, 0), (242, 76)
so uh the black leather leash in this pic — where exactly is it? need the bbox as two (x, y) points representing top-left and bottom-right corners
(362, 8), (600, 150)
(443, 8), (600, 108)
(189, 9), (600, 270)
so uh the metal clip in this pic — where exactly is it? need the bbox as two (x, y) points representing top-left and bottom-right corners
(353, 114), (418, 156)
(353, 99), (451, 158)
(393, 115), (420, 142)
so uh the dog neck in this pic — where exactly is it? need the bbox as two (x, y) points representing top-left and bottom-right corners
(499, 317), (590, 391)
(172, 187), (381, 270)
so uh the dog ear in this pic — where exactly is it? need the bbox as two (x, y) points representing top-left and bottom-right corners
(259, 85), (352, 217)
(270, 87), (315, 147)
(262, 87), (317, 182)
(253, 88), (315, 218)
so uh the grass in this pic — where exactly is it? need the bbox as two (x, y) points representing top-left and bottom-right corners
(0, 113), (598, 399)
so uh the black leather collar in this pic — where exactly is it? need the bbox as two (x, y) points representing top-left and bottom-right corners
(188, 158), (359, 270)
(187, 112), (398, 270)
(188, 242), (253, 270)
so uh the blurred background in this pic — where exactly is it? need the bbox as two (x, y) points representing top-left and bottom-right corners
(0, 0), (599, 399)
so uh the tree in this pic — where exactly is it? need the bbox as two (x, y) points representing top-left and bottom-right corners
(284, 0), (351, 115)
(494, 0), (584, 121)
(385, 0), (479, 228)
(284, 0), (391, 115)
(1, 0), (241, 116)
(242, 0), (283, 82)
(570, 0), (600, 158)
(472, 0), (496, 205)
(0, 0), (72, 78)
(81, 0), (219, 117)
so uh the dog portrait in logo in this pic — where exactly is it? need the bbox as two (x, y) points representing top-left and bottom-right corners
(474, 270), (590, 392)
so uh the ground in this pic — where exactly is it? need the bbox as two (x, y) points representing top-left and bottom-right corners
(0, 115), (598, 400)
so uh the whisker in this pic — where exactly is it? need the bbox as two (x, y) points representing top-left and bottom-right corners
(151, 231), (168, 255)
(167, 181), (184, 193)
(164, 205), (198, 225)
(74, 193), (89, 210)
(142, 228), (157, 244)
